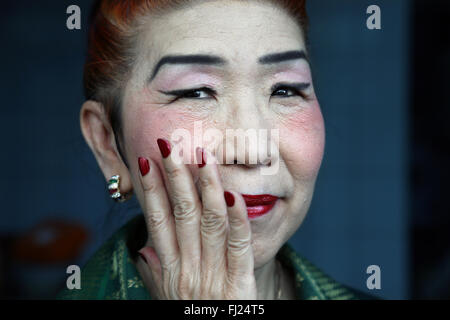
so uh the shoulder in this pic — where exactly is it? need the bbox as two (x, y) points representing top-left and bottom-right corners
(277, 243), (380, 300)
(56, 218), (139, 300)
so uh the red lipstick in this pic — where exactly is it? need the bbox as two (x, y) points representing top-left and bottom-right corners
(241, 194), (279, 219)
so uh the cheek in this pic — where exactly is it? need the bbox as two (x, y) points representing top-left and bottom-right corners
(279, 102), (325, 179)
(122, 102), (208, 185)
(124, 107), (199, 160)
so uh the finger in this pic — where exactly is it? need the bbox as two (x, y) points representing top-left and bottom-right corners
(196, 148), (228, 274)
(157, 138), (202, 269)
(224, 190), (254, 278)
(138, 156), (179, 269)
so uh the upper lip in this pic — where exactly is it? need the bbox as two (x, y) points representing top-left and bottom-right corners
(241, 194), (279, 206)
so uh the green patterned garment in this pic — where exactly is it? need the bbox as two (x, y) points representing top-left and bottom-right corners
(57, 215), (375, 300)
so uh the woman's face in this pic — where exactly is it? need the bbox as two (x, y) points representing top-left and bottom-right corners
(121, 0), (325, 268)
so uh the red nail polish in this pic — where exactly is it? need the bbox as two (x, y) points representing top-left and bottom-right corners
(138, 157), (150, 176)
(138, 252), (147, 264)
(157, 138), (171, 158)
(196, 147), (206, 168)
(224, 191), (235, 207)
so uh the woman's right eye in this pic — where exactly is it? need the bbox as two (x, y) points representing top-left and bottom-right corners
(159, 87), (216, 101)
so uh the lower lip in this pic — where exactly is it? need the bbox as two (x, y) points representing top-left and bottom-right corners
(242, 194), (279, 219)
(246, 203), (277, 219)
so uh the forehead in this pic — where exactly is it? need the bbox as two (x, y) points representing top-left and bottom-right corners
(137, 0), (305, 70)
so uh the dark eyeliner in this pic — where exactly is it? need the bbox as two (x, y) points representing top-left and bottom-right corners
(158, 86), (216, 99)
(271, 82), (311, 98)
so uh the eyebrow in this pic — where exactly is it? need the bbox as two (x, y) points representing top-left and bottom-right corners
(148, 50), (308, 82)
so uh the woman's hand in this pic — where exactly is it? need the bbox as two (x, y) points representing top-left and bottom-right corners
(136, 139), (257, 299)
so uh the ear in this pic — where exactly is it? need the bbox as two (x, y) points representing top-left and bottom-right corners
(80, 100), (133, 195)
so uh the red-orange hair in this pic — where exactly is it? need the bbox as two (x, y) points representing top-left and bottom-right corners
(84, 0), (308, 140)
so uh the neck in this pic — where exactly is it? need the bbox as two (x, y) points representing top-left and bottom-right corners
(254, 257), (279, 300)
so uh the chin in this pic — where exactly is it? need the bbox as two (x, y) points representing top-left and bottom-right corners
(251, 235), (284, 269)
(250, 199), (311, 269)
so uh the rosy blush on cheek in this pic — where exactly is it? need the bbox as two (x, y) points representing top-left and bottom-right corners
(123, 99), (210, 173)
(128, 111), (188, 159)
(128, 112), (170, 158)
(280, 101), (325, 178)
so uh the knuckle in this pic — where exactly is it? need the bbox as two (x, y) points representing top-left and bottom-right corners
(201, 209), (226, 233)
(160, 258), (177, 277)
(142, 181), (158, 193)
(228, 235), (252, 256)
(228, 215), (247, 226)
(173, 198), (199, 221)
(198, 174), (216, 190)
(166, 165), (183, 180)
(145, 210), (166, 231)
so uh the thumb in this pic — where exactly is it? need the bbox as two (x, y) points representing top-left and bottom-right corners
(138, 246), (162, 291)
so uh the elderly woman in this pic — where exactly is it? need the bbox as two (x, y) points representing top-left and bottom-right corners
(58, 0), (372, 300)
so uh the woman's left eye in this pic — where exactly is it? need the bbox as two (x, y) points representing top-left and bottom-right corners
(272, 87), (298, 97)
(271, 83), (310, 99)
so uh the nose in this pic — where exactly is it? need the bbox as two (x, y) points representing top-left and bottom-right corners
(215, 129), (279, 168)
(214, 100), (279, 170)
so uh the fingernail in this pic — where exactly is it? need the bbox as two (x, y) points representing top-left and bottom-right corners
(138, 252), (147, 264)
(157, 138), (171, 158)
(138, 157), (150, 176)
(224, 191), (235, 207)
(196, 147), (206, 168)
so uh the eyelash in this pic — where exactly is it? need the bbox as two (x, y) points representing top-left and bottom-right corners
(271, 83), (310, 99)
(162, 83), (310, 102)
(166, 87), (217, 101)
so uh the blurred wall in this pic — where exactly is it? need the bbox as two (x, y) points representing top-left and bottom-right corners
(290, 0), (410, 299)
(0, 0), (410, 299)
